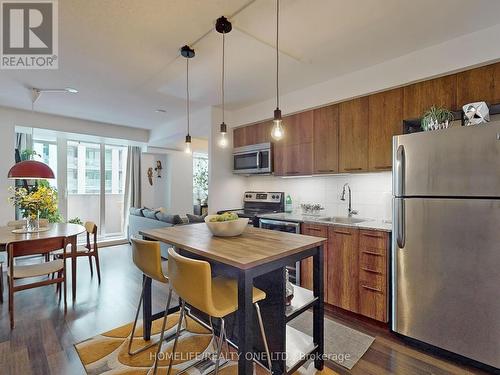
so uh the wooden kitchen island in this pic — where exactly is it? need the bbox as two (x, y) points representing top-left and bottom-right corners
(140, 223), (326, 375)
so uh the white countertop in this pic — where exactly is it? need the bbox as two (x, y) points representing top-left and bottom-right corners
(258, 212), (392, 232)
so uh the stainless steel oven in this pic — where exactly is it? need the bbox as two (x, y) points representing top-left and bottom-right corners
(259, 218), (301, 285)
(233, 142), (272, 174)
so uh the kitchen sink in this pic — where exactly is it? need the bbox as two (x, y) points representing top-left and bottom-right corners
(317, 216), (368, 224)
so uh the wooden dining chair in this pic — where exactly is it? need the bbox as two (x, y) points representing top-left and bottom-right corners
(53, 221), (101, 283)
(6, 219), (52, 263)
(7, 236), (68, 329)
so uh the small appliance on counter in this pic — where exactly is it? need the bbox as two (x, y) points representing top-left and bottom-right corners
(218, 191), (284, 227)
(232, 142), (272, 175)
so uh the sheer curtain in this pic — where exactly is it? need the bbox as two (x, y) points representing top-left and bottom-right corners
(123, 146), (142, 232)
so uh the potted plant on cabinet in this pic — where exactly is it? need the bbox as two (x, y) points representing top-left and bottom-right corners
(421, 106), (454, 131)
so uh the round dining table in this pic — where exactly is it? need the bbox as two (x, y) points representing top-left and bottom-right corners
(0, 223), (86, 302)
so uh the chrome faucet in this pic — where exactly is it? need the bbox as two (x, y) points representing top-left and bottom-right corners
(341, 183), (358, 217)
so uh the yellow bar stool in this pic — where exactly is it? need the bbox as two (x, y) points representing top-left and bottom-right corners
(165, 248), (272, 375)
(128, 237), (174, 359)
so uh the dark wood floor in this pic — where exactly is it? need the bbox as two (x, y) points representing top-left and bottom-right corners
(0, 245), (495, 375)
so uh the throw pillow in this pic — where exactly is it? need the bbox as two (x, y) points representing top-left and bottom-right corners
(156, 212), (183, 225)
(186, 213), (207, 223)
(129, 207), (144, 217)
(143, 208), (159, 219)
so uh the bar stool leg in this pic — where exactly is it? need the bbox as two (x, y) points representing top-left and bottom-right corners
(152, 287), (173, 375)
(167, 300), (186, 375)
(213, 317), (227, 375)
(255, 302), (273, 373)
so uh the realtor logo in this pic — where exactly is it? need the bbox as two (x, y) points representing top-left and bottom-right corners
(1, 0), (58, 69)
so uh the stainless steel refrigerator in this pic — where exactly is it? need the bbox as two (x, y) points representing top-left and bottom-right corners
(392, 121), (500, 369)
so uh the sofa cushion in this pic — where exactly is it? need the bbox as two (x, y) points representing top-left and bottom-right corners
(186, 213), (207, 223)
(156, 212), (183, 225)
(129, 207), (144, 217)
(142, 208), (159, 220)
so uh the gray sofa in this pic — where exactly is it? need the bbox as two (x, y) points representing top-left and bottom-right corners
(127, 208), (185, 258)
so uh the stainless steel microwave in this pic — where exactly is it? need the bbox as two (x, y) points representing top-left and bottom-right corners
(233, 142), (272, 174)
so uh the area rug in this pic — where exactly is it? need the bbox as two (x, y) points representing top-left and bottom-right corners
(288, 311), (375, 370)
(75, 313), (339, 375)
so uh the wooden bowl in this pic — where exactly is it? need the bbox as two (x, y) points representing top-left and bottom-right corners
(204, 216), (248, 237)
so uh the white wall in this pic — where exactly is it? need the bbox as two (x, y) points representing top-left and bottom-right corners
(246, 173), (392, 221)
(208, 107), (246, 213)
(146, 147), (194, 216)
(141, 153), (169, 209)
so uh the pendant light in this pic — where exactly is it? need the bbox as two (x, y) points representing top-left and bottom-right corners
(271, 0), (284, 141)
(181, 45), (195, 154)
(216, 16), (232, 148)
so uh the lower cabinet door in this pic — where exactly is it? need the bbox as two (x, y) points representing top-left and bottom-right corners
(328, 226), (359, 313)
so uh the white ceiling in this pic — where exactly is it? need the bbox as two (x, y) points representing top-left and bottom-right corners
(1, 0), (500, 139)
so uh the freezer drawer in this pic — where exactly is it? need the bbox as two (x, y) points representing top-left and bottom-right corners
(393, 122), (500, 197)
(392, 198), (500, 368)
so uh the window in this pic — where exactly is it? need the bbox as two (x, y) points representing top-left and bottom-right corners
(193, 153), (208, 204)
(33, 140), (58, 188)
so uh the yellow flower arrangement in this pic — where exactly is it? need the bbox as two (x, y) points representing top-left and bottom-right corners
(9, 185), (60, 221)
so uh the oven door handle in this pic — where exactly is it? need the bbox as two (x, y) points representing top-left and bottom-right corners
(259, 219), (300, 231)
(256, 151), (261, 169)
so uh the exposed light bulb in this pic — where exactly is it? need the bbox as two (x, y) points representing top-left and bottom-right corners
(218, 132), (228, 148)
(185, 134), (192, 154)
(271, 118), (284, 140)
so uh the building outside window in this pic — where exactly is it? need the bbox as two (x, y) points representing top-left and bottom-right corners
(193, 153), (208, 205)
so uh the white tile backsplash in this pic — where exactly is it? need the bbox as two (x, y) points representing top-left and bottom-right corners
(246, 172), (393, 221)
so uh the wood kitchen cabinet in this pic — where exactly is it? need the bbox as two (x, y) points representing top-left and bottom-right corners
(300, 223), (331, 303)
(274, 111), (313, 176)
(339, 97), (369, 173)
(313, 105), (339, 174)
(233, 120), (272, 148)
(328, 226), (359, 313)
(368, 88), (403, 171)
(403, 74), (457, 119)
(358, 229), (389, 322)
(456, 62), (500, 107)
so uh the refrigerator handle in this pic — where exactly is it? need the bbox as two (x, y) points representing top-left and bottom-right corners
(395, 144), (405, 196)
(396, 198), (405, 249)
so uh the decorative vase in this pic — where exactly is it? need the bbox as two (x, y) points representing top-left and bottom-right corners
(26, 211), (40, 232)
(285, 268), (294, 306)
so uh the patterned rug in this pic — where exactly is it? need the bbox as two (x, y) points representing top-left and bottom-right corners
(75, 313), (338, 375)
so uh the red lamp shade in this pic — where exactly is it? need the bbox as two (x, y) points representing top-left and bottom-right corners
(8, 160), (55, 179)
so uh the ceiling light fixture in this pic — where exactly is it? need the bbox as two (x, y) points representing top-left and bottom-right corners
(155, 109), (167, 113)
(31, 87), (78, 109)
(216, 16), (232, 149)
(181, 45), (195, 154)
(271, 0), (284, 141)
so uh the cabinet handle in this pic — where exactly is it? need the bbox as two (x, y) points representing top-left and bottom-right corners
(286, 171), (300, 175)
(362, 250), (383, 256)
(374, 166), (391, 169)
(362, 233), (384, 239)
(307, 228), (323, 232)
(334, 230), (351, 235)
(361, 267), (383, 275)
(344, 167), (362, 171)
(316, 169), (335, 173)
(361, 284), (383, 293)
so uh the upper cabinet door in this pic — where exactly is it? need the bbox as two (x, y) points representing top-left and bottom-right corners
(283, 111), (313, 146)
(403, 75), (457, 119)
(339, 97), (369, 173)
(313, 105), (339, 174)
(456, 62), (500, 107)
(368, 88), (403, 171)
(233, 127), (246, 148)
